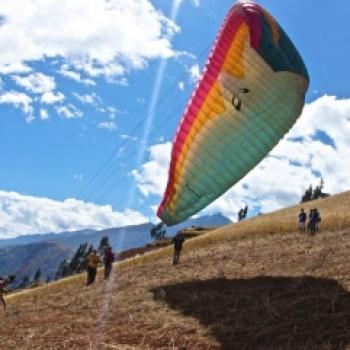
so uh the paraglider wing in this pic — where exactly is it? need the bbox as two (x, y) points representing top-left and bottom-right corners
(157, 1), (309, 225)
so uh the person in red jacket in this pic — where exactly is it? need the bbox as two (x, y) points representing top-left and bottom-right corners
(104, 245), (115, 280)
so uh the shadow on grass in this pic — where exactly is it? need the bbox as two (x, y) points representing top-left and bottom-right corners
(152, 276), (350, 350)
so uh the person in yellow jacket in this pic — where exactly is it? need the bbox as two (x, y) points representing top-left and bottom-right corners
(86, 250), (100, 286)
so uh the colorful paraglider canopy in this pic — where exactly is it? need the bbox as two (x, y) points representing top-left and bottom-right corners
(158, 1), (309, 225)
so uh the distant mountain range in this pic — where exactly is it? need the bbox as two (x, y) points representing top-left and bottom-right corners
(0, 213), (231, 286)
(0, 241), (72, 287)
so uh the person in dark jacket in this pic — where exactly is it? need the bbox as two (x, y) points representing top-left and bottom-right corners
(298, 208), (307, 233)
(309, 209), (319, 236)
(313, 208), (321, 233)
(307, 209), (314, 234)
(103, 245), (115, 280)
(172, 232), (185, 265)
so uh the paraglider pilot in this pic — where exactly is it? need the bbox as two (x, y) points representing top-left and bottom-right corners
(172, 231), (185, 265)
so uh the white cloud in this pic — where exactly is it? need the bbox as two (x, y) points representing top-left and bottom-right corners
(0, 0), (180, 77)
(132, 142), (171, 196)
(59, 65), (96, 86)
(134, 95), (350, 221)
(189, 63), (200, 82)
(73, 92), (101, 105)
(0, 91), (33, 121)
(191, 0), (200, 7)
(12, 73), (55, 94)
(98, 121), (117, 130)
(178, 80), (184, 90)
(0, 190), (148, 238)
(106, 106), (118, 119)
(55, 104), (82, 119)
(40, 108), (49, 120)
(121, 134), (138, 141)
(0, 63), (32, 74)
(41, 91), (65, 104)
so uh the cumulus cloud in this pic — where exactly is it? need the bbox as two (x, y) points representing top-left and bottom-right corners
(0, 0), (180, 77)
(0, 63), (32, 74)
(59, 65), (96, 86)
(178, 81), (185, 91)
(106, 106), (118, 119)
(134, 95), (350, 220)
(40, 108), (49, 120)
(189, 63), (200, 82)
(0, 190), (148, 238)
(55, 104), (82, 119)
(98, 121), (117, 130)
(41, 91), (65, 104)
(12, 73), (55, 94)
(0, 91), (33, 121)
(132, 142), (171, 196)
(73, 92), (101, 105)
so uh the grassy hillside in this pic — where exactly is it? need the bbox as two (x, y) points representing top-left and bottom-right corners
(2, 191), (350, 349)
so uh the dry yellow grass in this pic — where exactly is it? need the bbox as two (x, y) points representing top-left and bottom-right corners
(2, 192), (350, 349)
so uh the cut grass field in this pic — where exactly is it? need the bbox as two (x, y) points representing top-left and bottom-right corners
(2, 191), (350, 349)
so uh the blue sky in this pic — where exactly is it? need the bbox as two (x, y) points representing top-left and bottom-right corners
(0, 0), (350, 238)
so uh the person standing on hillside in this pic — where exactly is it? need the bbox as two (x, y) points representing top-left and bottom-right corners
(307, 209), (314, 234)
(172, 231), (185, 265)
(298, 208), (307, 234)
(308, 209), (320, 236)
(103, 245), (115, 280)
(313, 208), (321, 233)
(0, 275), (15, 311)
(86, 250), (100, 286)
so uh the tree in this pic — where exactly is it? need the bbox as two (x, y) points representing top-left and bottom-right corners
(19, 275), (30, 289)
(55, 259), (70, 280)
(55, 242), (95, 281)
(237, 205), (248, 221)
(34, 268), (41, 283)
(301, 185), (313, 203)
(312, 178), (329, 200)
(301, 178), (329, 203)
(150, 222), (167, 241)
(70, 242), (89, 273)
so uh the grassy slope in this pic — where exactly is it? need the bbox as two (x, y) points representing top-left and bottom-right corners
(2, 191), (350, 349)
